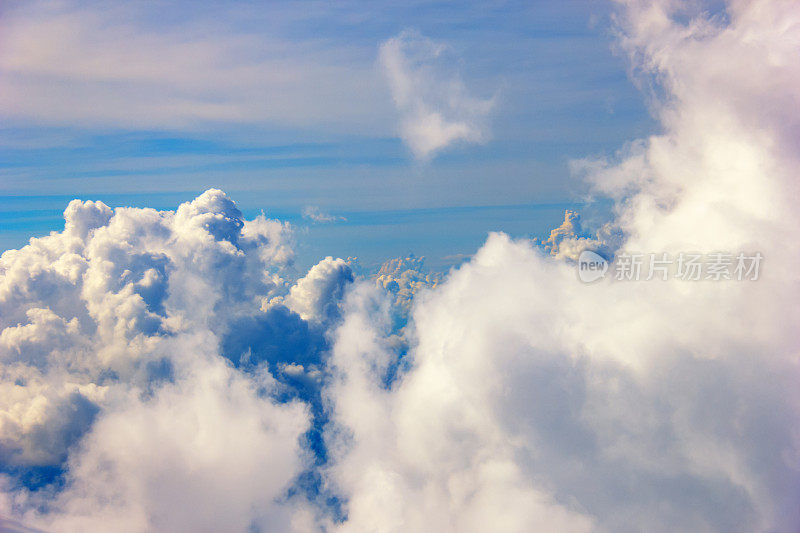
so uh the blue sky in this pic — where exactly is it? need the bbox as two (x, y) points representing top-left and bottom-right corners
(0, 0), (653, 269)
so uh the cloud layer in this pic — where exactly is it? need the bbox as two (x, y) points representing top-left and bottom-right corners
(0, 1), (386, 132)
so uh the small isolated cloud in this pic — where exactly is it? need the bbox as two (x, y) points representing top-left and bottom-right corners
(379, 30), (494, 160)
(302, 206), (346, 224)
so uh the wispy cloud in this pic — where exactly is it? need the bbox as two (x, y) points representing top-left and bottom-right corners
(0, 1), (387, 132)
(302, 206), (346, 223)
(379, 30), (495, 160)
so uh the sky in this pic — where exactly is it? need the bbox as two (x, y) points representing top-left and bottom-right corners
(0, 0), (654, 269)
(1, 1), (799, 532)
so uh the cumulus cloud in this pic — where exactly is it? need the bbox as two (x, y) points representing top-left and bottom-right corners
(265, 257), (354, 325)
(379, 30), (495, 160)
(533, 209), (622, 261)
(374, 254), (440, 324)
(0, 189), (350, 531)
(321, 1), (800, 532)
(22, 355), (309, 532)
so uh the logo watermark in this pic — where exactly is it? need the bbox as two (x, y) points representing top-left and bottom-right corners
(577, 250), (609, 283)
(577, 251), (762, 283)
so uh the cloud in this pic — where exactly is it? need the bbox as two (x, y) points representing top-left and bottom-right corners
(1, 1), (799, 531)
(265, 257), (354, 325)
(379, 30), (495, 160)
(320, 1), (800, 531)
(24, 354), (310, 532)
(374, 254), (440, 325)
(302, 206), (346, 224)
(0, 189), (352, 531)
(0, 1), (387, 132)
(0, 515), (44, 533)
(533, 209), (622, 261)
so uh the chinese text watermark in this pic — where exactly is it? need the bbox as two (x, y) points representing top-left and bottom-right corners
(577, 251), (762, 283)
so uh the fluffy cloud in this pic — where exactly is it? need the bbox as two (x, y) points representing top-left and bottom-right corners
(533, 210), (622, 261)
(0, 189), (338, 531)
(19, 354), (310, 533)
(321, 1), (800, 532)
(379, 30), (495, 160)
(374, 255), (440, 323)
(265, 257), (354, 325)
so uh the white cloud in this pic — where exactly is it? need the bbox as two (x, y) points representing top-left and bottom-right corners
(265, 256), (354, 324)
(379, 30), (495, 160)
(321, 1), (800, 531)
(0, 1), (387, 132)
(533, 209), (622, 261)
(302, 206), (346, 224)
(24, 353), (309, 532)
(375, 255), (440, 321)
(0, 189), (330, 531)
